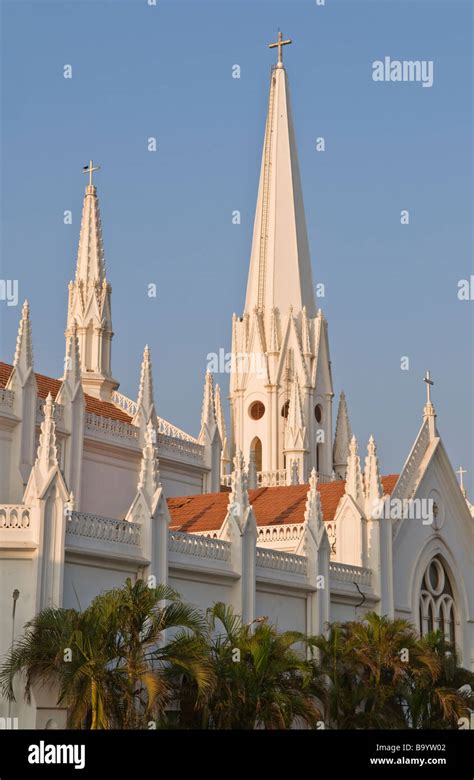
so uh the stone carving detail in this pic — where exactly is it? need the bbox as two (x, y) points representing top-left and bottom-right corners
(169, 530), (231, 561)
(329, 562), (372, 587)
(256, 547), (307, 575)
(66, 511), (141, 546)
(0, 506), (31, 529)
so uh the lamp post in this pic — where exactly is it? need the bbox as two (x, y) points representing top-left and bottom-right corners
(7, 590), (20, 719)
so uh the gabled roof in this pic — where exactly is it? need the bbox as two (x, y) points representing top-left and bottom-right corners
(0, 361), (132, 423)
(168, 475), (399, 533)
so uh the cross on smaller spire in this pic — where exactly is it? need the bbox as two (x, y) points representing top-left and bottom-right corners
(82, 160), (100, 187)
(268, 30), (292, 66)
(423, 370), (434, 404)
(456, 466), (467, 495)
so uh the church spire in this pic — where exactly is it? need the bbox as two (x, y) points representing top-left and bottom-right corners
(333, 390), (352, 479)
(35, 393), (58, 477)
(12, 300), (34, 378)
(66, 163), (118, 401)
(244, 37), (316, 318)
(132, 345), (157, 429)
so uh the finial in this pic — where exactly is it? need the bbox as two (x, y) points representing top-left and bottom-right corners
(268, 30), (292, 67)
(82, 159), (100, 188)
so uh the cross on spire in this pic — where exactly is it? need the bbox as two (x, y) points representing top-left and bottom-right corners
(456, 466), (467, 496)
(423, 370), (434, 404)
(268, 30), (292, 66)
(82, 160), (100, 187)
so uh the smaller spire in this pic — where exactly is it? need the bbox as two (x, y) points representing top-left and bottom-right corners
(35, 393), (58, 475)
(301, 306), (312, 356)
(345, 435), (364, 505)
(422, 370), (437, 439)
(284, 374), (307, 450)
(214, 383), (230, 468)
(304, 468), (324, 529)
(133, 345), (157, 427)
(333, 390), (352, 479)
(229, 451), (250, 522)
(248, 450), (258, 489)
(137, 420), (161, 499)
(268, 308), (280, 353)
(200, 370), (217, 434)
(364, 435), (383, 511)
(63, 323), (81, 385)
(13, 300), (34, 375)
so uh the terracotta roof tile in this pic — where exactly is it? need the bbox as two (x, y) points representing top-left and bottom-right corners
(168, 475), (400, 533)
(0, 361), (132, 423)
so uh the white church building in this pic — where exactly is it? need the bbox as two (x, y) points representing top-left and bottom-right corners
(1, 37), (473, 728)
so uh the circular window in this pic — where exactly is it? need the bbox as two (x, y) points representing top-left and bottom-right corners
(314, 404), (322, 423)
(281, 400), (290, 418)
(249, 401), (265, 420)
(426, 559), (445, 596)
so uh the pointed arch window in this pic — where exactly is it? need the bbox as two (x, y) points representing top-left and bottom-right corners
(419, 557), (456, 643)
(250, 437), (262, 472)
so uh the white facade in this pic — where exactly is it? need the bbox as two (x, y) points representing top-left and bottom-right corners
(0, 50), (473, 729)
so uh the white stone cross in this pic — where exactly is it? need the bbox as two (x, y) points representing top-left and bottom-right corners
(423, 370), (434, 404)
(268, 31), (292, 66)
(82, 159), (100, 187)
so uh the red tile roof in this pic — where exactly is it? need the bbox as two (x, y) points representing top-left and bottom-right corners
(0, 362), (132, 423)
(168, 475), (399, 532)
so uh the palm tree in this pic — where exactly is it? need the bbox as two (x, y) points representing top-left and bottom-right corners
(400, 632), (474, 729)
(0, 578), (212, 729)
(183, 603), (320, 730)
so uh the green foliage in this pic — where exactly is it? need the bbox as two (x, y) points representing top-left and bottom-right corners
(1, 590), (472, 730)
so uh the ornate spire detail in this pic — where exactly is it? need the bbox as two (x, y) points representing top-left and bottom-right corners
(75, 173), (106, 286)
(13, 300), (34, 376)
(229, 451), (250, 521)
(422, 370), (437, 439)
(248, 450), (258, 489)
(35, 393), (58, 474)
(133, 345), (156, 426)
(63, 323), (81, 386)
(200, 370), (217, 435)
(137, 420), (161, 499)
(333, 390), (352, 478)
(268, 307), (280, 353)
(284, 374), (307, 451)
(364, 435), (383, 510)
(304, 468), (324, 529)
(290, 459), (299, 485)
(345, 435), (364, 505)
(301, 306), (312, 356)
(214, 383), (230, 467)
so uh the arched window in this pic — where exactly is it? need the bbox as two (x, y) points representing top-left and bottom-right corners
(419, 556), (456, 643)
(250, 437), (262, 472)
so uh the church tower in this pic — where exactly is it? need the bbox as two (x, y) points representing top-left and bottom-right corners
(65, 162), (118, 400)
(229, 34), (334, 483)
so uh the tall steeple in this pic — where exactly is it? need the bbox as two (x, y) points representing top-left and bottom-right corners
(244, 36), (316, 318)
(229, 36), (334, 482)
(65, 162), (118, 400)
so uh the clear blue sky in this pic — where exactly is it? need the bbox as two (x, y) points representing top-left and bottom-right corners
(1, 0), (473, 492)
